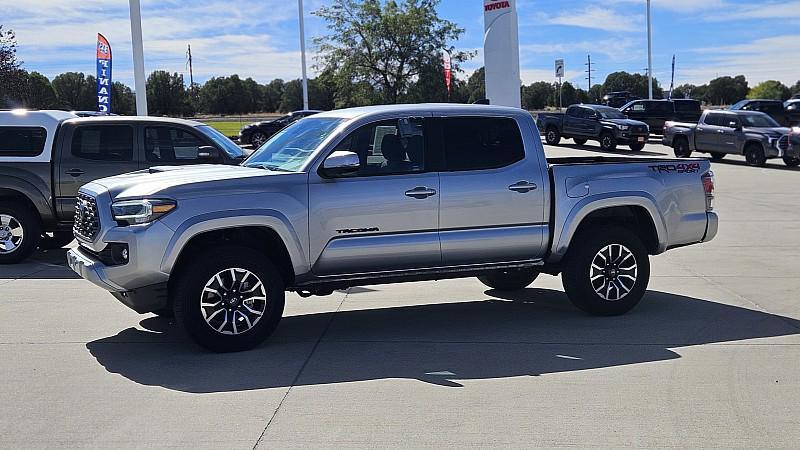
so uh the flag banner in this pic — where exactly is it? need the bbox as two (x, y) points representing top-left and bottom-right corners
(96, 33), (112, 113)
(442, 51), (452, 95)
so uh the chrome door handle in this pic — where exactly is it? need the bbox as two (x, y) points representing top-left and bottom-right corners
(717, 130), (724, 134)
(405, 186), (437, 199)
(508, 181), (538, 193)
(65, 168), (85, 177)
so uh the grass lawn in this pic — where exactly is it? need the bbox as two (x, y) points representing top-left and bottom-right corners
(202, 120), (248, 138)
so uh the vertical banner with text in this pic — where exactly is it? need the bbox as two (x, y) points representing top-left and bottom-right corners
(442, 50), (452, 99)
(96, 33), (112, 113)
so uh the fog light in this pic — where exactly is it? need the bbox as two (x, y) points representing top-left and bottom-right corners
(98, 243), (130, 266)
(121, 248), (129, 261)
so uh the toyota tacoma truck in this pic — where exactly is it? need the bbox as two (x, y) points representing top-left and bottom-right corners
(663, 109), (800, 167)
(537, 104), (650, 152)
(0, 110), (247, 263)
(67, 104), (718, 352)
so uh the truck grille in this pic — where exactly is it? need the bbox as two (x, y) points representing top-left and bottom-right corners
(777, 135), (790, 152)
(632, 125), (648, 134)
(73, 193), (100, 240)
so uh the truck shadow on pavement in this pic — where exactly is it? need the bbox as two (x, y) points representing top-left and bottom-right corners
(0, 248), (79, 280)
(86, 288), (800, 393)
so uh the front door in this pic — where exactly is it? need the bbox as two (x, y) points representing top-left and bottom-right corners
(437, 116), (548, 265)
(57, 124), (138, 218)
(308, 117), (440, 276)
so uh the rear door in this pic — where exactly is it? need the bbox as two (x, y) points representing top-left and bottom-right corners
(695, 113), (726, 152)
(437, 116), (547, 265)
(57, 123), (137, 218)
(562, 106), (584, 136)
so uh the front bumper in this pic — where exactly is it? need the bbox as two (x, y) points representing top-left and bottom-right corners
(617, 130), (649, 144)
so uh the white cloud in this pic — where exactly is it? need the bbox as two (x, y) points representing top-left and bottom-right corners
(540, 6), (644, 32)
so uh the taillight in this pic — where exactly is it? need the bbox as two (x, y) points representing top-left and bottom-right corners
(702, 171), (715, 211)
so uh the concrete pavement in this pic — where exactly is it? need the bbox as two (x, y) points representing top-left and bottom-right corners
(1, 139), (798, 448)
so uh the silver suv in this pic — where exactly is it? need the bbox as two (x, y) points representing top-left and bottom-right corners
(68, 104), (718, 352)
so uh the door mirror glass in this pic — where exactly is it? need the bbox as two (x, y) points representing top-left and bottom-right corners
(321, 151), (360, 177)
(197, 145), (220, 160)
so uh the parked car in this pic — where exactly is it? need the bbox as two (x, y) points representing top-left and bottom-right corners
(729, 99), (800, 127)
(603, 91), (641, 108)
(537, 104), (650, 151)
(0, 110), (247, 263)
(785, 99), (800, 115)
(238, 110), (321, 148)
(620, 99), (702, 134)
(663, 109), (799, 167)
(69, 111), (118, 117)
(67, 103), (717, 352)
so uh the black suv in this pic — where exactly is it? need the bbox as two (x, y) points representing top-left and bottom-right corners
(239, 110), (321, 148)
(620, 99), (702, 134)
(603, 91), (641, 108)
(730, 99), (800, 127)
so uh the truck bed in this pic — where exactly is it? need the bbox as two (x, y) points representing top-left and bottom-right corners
(546, 155), (697, 166)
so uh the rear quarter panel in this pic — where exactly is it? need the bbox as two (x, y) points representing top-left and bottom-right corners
(548, 158), (711, 262)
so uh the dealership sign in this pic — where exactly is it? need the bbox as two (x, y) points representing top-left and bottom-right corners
(483, 0), (521, 107)
(96, 33), (112, 114)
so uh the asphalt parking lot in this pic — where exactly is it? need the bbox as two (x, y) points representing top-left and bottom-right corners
(1, 139), (798, 448)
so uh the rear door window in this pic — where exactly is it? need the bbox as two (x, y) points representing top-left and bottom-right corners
(441, 117), (524, 171)
(0, 127), (47, 156)
(651, 101), (673, 113)
(71, 125), (134, 161)
(704, 113), (724, 126)
(566, 106), (580, 117)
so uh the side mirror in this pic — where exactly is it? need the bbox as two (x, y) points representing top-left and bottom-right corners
(320, 151), (360, 177)
(198, 145), (221, 160)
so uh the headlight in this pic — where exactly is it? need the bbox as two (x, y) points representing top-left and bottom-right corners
(617, 125), (629, 131)
(111, 199), (176, 225)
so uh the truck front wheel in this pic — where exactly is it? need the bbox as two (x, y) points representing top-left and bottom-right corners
(599, 132), (617, 151)
(673, 137), (691, 158)
(561, 226), (650, 316)
(0, 201), (41, 264)
(782, 156), (799, 167)
(478, 268), (539, 291)
(172, 246), (285, 352)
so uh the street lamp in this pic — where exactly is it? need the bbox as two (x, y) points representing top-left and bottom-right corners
(647, 0), (653, 100)
(298, 0), (309, 110)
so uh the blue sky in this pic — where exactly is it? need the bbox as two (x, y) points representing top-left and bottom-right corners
(2, 0), (798, 90)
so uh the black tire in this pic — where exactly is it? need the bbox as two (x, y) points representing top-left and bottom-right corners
(573, 138), (588, 146)
(629, 142), (645, 151)
(561, 226), (650, 316)
(172, 246), (285, 352)
(710, 152), (726, 162)
(599, 132), (617, 151)
(672, 137), (691, 158)
(250, 131), (268, 149)
(0, 201), (41, 264)
(545, 127), (561, 145)
(478, 268), (539, 291)
(744, 143), (766, 167)
(39, 231), (74, 250)
(782, 156), (800, 167)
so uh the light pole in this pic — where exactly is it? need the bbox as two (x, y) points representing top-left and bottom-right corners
(646, 0), (653, 99)
(129, 0), (148, 115)
(298, 0), (309, 110)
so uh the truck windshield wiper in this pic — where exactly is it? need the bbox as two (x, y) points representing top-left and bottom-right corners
(246, 163), (293, 172)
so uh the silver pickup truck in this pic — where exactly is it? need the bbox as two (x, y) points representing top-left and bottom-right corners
(663, 109), (800, 167)
(67, 104), (718, 352)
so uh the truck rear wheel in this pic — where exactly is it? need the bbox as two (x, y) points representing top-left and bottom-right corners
(172, 246), (285, 352)
(478, 268), (539, 291)
(782, 156), (800, 167)
(0, 201), (41, 264)
(545, 127), (561, 145)
(673, 137), (691, 158)
(561, 226), (650, 316)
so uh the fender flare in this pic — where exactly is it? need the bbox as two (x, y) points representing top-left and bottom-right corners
(549, 193), (668, 263)
(0, 175), (53, 225)
(161, 209), (309, 276)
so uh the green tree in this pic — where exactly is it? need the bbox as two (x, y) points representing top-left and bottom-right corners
(791, 81), (800, 96)
(602, 71), (663, 99)
(146, 70), (189, 116)
(705, 75), (748, 105)
(278, 79), (303, 112)
(314, 0), (472, 104)
(111, 81), (135, 115)
(0, 26), (22, 107)
(52, 72), (89, 109)
(747, 80), (791, 101)
(404, 61), (450, 103)
(464, 67), (485, 103)
(560, 81), (577, 106)
(260, 79), (285, 112)
(22, 71), (59, 108)
(587, 84), (603, 103)
(522, 81), (553, 110)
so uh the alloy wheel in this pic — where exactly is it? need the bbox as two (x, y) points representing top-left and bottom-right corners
(589, 244), (638, 301)
(0, 214), (24, 255)
(200, 268), (268, 335)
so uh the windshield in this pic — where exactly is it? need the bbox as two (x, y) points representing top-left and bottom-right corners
(740, 114), (781, 128)
(196, 125), (245, 159)
(596, 107), (627, 119)
(730, 100), (748, 110)
(244, 117), (344, 172)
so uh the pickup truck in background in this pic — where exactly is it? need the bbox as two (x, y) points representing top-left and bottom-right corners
(0, 110), (247, 263)
(67, 104), (718, 352)
(730, 99), (800, 127)
(663, 109), (800, 167)
(620, 99), (702, 134)
(537, 104), (650, 152)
